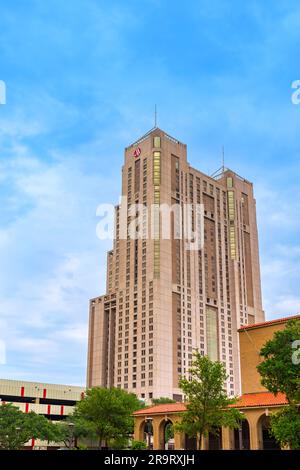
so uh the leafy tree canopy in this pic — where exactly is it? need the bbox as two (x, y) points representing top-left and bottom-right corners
(74, 387), (142, 449)
(175, 352), (244, 449)
(152, 397), (176, 404)
(55, 415), (95, 448)
(257, 319), (300, 403)
(0, 404), (60, 450)
(269, 405), (300, 450)
(257, 319), (300, 450)
(131, 440), (147, 450)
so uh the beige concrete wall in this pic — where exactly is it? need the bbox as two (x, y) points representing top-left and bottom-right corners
(0, 378), (83, 401)
(239, 322), (287, 394)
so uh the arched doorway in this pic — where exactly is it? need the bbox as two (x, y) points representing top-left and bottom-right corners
(158, 419), (174, 450)
(234, 420), (250, 449)
(258, 414), (280, 450)
(184, 435), (197, 450)
(139, 419), (153, 449)
(208, 428), (222, 450)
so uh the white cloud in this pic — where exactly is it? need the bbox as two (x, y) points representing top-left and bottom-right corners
(56, 324), (88, 343)
(258, 188), (300, 320)
(264, 296), (300, 319)
(0, 122), (118, 384)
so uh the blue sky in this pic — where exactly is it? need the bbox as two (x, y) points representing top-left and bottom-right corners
(0, 0), (300, 385)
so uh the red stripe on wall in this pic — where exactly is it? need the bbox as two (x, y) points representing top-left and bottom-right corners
(43, 388), (47, 399)
(60, 405), (64, 416)
(47, 405), (51, 415)
(20, 386), (25, 397)
(25, 403), (29, 413)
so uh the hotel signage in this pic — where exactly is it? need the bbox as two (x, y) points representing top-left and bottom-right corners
(133, 147), (141, 158)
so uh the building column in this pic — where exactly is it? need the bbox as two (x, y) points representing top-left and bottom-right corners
(248, 416), (261, 450)
(174, 432), (184, 450)
(172, 417), (185, 450)
(222, 427), (233, 450)
(133, 417), (144, 442)
(201, 436), (209, 450)
(152, 418), (163, 450)
(174, 431), (185, 450)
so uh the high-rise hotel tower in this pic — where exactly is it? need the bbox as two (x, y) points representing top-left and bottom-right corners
(87, 127), (264, 401)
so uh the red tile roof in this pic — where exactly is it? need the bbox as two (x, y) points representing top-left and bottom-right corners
(134, 403), (186, 415)
(239, 314), (300, 332)
(231, 392), (288, 408)
(134, 392), (289, 415)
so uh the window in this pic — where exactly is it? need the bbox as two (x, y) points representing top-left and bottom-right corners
(227, 177), (233, 188)
(153, 136), (161, 148)
(153, 152), (161, 185)
(206, 307), (218, 361)
(229, 225), (236, 259)
(227, 191), (235, 220)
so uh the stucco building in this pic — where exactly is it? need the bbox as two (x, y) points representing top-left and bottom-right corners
(133, 314), (299, 450)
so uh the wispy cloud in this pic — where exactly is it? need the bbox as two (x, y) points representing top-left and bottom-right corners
(0, 117), (118, 383)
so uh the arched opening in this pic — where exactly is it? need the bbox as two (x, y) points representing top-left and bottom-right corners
(233, 420), (250, 449)
(158, 419), (174, 450)
(208, 428), (222, 450)
(139, 418), (153, 449)
(258, 414), (280, 450)
(184, 434), (197, 450)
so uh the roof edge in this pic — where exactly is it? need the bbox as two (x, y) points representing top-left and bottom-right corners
(238, 314), (300, 332)
(125, 127), (186, 150)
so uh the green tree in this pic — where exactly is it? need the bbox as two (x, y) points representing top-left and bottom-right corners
(152, 397), (176, 405)
(269, 405), (300, 450)
(131, 440), (147, 450)
(108, 435), (129, 450)
(257, 319), (300, 449)
(164, 422), (174, 443)
(0, 404), (60, 450)
(75, 387), (142, 449)
(55, 416), (94, 449)
(257, 319), (300, 403)
(174, 352), (244, 449)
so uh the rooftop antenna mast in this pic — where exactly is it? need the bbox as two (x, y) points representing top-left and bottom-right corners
(210, 145), (227, 179)
(154, 104), (157, 128)
(222, 145), (225, 172)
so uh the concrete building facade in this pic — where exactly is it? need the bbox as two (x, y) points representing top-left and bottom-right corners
(87, 127), (264, 399)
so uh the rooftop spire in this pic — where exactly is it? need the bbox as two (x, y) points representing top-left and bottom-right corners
(222, 145), (225, 172)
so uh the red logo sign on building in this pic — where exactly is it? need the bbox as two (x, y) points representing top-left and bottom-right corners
(133, 147), (141, 158)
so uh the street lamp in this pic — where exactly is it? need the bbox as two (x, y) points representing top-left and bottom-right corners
(68, 422), (75, 449)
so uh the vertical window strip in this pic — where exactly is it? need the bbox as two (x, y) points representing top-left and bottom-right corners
(153, 152), (161, 277)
